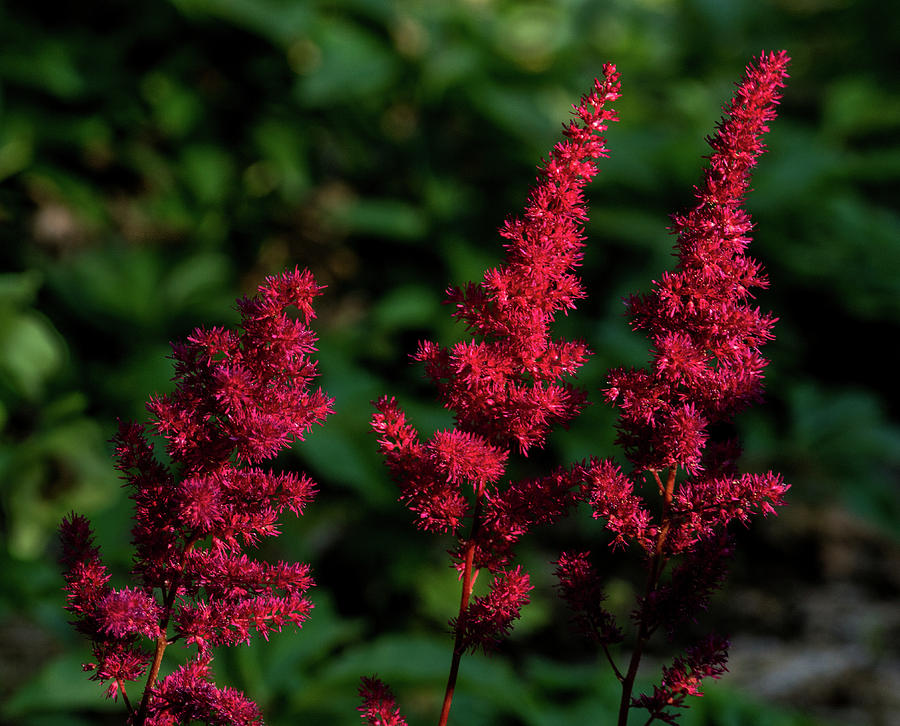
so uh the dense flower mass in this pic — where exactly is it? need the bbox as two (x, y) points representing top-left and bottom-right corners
(604, 50), (791, 479)
(371, 65), (622, 725)
(59, 268), (333, 724)
(141, 658), (262, 726)
(553, 50), (791, 725)
(374, 60), (621, 569)
(414, 64), (622, 455)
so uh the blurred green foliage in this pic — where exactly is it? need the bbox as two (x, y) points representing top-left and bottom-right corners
(1, 0), (897, 724)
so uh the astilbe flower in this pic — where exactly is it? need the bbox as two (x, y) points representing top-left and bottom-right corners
(554, 51), (791, 725)
(59, 268), (334, 725)
(369, 65), (621, 726)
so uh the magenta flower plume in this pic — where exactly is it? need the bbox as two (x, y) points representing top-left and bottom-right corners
(606, 49), (792, 480)
(597, 50), (792, 550)
(372, 65), (621, 725)
(416, 64), (621, 455)
(553, 51), (791, 725)
(59, 267), (333, 724)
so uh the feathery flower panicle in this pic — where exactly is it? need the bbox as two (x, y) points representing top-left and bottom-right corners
(371, 65), (622, 724)
(606, 50), (791, 478)
(141, 658), (262, 726)
(554, 51), (791, 725)
(59, 267), (333, 724)
(414, 65), (621, 455)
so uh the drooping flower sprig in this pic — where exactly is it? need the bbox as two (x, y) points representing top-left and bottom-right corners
(60, 268), (333, 725)
(555, 50), (791, 725)
(369, 64), (622, 726)
(358, 677), (408, 726)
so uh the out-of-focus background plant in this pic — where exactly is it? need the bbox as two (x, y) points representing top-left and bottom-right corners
(1, 1), (897, 725)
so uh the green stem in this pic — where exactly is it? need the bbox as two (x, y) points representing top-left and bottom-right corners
(616, 467), (677, 726)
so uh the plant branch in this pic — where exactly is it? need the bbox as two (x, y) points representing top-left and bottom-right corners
(603, 643), (625, 682)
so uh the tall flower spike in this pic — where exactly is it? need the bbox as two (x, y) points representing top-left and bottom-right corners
(558, 51), (790, 726)
(607, 50), (791, 476)
(416, 64), (620, 455)
(372, 66), (621, 726)
(59, 267), (333, 725)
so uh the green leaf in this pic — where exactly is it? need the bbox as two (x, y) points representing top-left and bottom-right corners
(0, 309), (65, 400)
(295, 20), (399, 106)
(170, 0), (313, 46)
(329, 198), (427, 240)
(180, 145), (236, 205)
(1, 653), (119, 720)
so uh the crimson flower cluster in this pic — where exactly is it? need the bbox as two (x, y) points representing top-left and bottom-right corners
(555, 50), (791, 725)
(59, 268), (333, 725)
(370, 66), (622, 724)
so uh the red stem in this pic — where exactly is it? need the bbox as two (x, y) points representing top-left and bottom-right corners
(133, 534), (200, 725)
(437, 497), (483, 726)
(118, 679), (132, 713)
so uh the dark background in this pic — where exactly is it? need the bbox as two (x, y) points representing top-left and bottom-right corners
(1, 1), (898, 724)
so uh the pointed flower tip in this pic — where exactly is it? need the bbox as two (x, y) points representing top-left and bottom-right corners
(358, 676), (408, 726)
